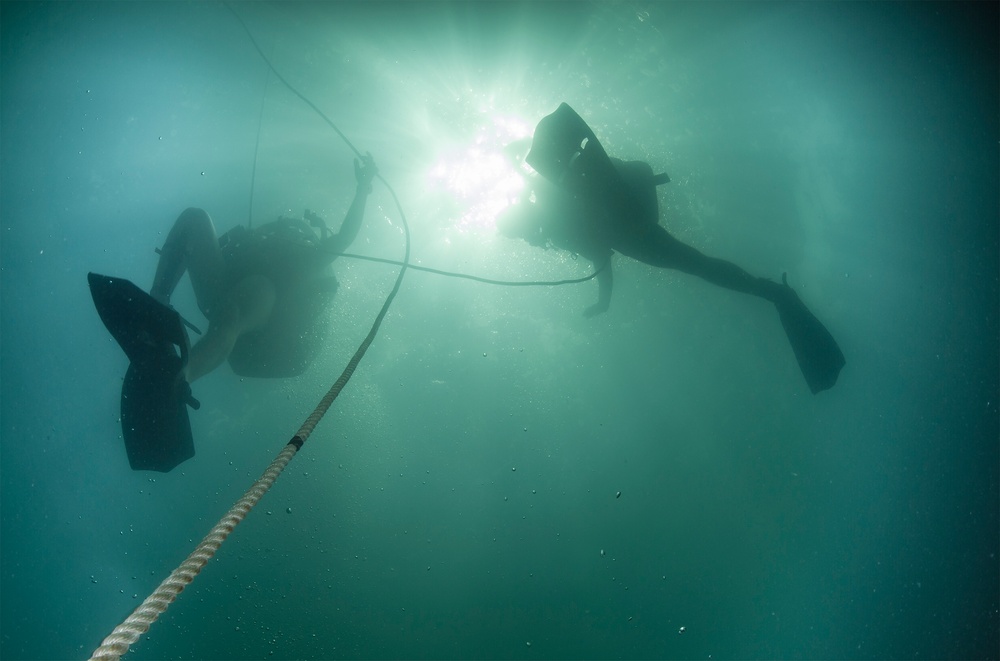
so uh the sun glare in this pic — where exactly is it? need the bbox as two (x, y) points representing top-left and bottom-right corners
(426, 114), (533, 233)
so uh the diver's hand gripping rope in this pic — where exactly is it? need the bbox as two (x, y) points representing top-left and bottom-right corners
(231, 2), (602, 289)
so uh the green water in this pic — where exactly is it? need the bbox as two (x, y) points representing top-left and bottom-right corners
(1, 2), (997, 659)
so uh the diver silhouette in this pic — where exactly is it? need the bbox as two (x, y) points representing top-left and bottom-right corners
(89, 154), (378, 470)
(497, 103), (844, 394)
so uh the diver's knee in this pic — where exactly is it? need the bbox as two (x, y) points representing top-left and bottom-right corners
(174, 207), (215, 236)
(178, 206), (210, 222)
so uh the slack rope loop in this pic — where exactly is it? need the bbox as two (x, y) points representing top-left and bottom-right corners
(90, 7), (412, 660)
(230, 2), (600, 291)
(295, 178), (410, 442)
(334, 251), (606, 287)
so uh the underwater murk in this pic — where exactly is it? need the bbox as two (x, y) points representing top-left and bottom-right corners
(1, 2), (997, 660)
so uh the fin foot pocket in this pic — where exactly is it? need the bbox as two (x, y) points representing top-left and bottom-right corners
(773, 276), (845, 394)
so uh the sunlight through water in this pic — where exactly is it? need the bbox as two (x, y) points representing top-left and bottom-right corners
(425, 113), (533, 234)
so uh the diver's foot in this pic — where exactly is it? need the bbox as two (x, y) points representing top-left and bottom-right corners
(757, 274), (790, 303)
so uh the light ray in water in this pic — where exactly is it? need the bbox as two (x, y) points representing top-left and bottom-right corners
(426, 112), (532, 234)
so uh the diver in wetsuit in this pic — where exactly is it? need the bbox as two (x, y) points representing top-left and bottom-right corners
(497, 103), (844, 393)
(151, 153), (378, 382)
(498, 156), (774, 318)
(88, 153), (377, 472)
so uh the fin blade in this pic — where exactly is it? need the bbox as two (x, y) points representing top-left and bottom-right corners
(89, 272), (196, 471)
(775, 286), (845, 393)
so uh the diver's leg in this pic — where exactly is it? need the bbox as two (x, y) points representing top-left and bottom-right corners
(625, 226), (780, 300)
(151, 207), (225, 310)
(623, 227), (843, 392)
(184, 275), (276, 382)
(669, 241), (780, 300)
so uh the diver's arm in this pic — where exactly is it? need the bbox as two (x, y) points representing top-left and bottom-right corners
(323, 153), (378, 255)
(583, 256), (613, 318)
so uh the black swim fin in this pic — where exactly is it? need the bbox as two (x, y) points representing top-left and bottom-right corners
(773, 274), (845, 394)
(88, 272), (199, 472)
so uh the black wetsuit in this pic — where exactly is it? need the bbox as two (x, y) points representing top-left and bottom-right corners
(517, 158), (774, 300)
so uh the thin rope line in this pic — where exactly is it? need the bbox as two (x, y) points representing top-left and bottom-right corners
(227, 3), (363, 159)
(230, 3), (600, 291)
(247, 35), (275, 229)
(332, 251), (605, 286)
(89, 6), (411, 659)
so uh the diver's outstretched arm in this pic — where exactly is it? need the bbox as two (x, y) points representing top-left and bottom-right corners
(584, 257), (613, 317)
(323, 153), (378, 254)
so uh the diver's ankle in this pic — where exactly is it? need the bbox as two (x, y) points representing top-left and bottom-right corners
(756, 277), (783, 302)
(150, 287), (170, 306)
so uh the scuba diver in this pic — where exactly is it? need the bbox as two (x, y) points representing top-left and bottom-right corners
(498, 103), (844, 394)
(89, 154), (378, 472)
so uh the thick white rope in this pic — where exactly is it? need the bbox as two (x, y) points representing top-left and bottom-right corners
(89, 5), (412, 657)
(89, 443), (298, 660)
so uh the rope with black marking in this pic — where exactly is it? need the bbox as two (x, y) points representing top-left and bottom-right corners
(89, 175), (408, 660)
(89, 5), (411, 658)
(90, 4), (596, 657)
